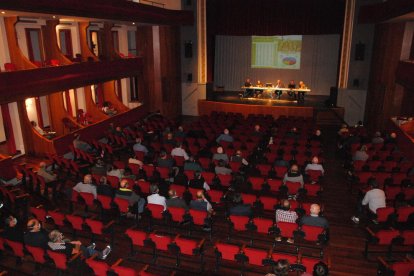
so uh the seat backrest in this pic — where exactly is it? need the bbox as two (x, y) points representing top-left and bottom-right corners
(147, 203), (164, 219)
(47, 250), (68, 270)
(6, 239), (24, 257)
(376, 207), (395, 223)
(30, 206), (47, 223)
(136, 180), (150, 194)
(106, 175), (120, 189)
(189, 209), (208, 225)
(149, 233), (171, 251)
(125, 228), (147, 247)
(85, 258), (110, 276)
(267, 179), (283, 192)
(272, 252), (298, 265)
(25, 245), (47, 264)
(301, 257), (321, 274)
(286, 181), (302, 194)
(201, 172), (215, 184)
(306, 170), (322, 182)
(80, 192), (95, 206)
(97, 195), (112, 210)
(301, 225), (324, 242)
(111, 265), (136, 276)
(249, 177), (264, 191)
(229, 215), (249, 231)
(167, 207), (186, 223)
(215, 242), (240, 261)
(174, 237), (198, 256)
(114, 197), (130, 213)
(85, 218), (103, 234)
(243, 247), (268, 266)
(259, 196), (278, 211)
(277, 221), (298, 238)
(376, 229), (400, 245)
(391, 261), (414, 275)
(241, 193), (256, 205)
(48, 210), (66, 226)
(253, 218), (274, 234)
(65, 214), (84, 230)
(401, 230), (414, 246)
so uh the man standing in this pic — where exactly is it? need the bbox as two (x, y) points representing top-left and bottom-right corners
(351, 179), (386, 224)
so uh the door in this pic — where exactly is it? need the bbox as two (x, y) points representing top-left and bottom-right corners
(25, 28), (44, 64)
(58, 29), (74, 58)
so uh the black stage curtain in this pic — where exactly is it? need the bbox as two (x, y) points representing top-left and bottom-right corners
(206, 0), (345, 82)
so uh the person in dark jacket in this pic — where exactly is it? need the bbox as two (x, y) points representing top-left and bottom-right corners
(2, 215), (24, 243)
(166, 189), (188, 210)
(24, 219), (49, 249)
(228, 193), (252, 217)
(115, 179), (145, 214)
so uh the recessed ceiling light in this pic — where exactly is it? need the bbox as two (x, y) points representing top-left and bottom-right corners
(52, 15), (56, 18)
(1, 11), (5, 14)
(132, 22), (135, 25)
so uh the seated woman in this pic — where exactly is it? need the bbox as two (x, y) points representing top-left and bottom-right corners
(48, 229), (111, 259)
(30, 121), (56, 139)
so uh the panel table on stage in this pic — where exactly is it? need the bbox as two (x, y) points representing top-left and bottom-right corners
(241, 86), (311, 100)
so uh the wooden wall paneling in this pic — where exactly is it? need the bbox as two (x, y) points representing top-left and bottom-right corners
(198, 100), (314, 118)
(102, 22), (121, 61)
(102, 80), (129, 113)
(159, 25), (182, 119)
(48, 91), (81, 136)
(136, 26), (155, 111)
(78, 22), (98, 61)
(41, 20), (72, 65)
(52, 105), (148, 155)
(17, 100), (55, 157)
(4, 17), (37, 70)
(364, 22), (405, 131)
(83, 85), (109, 122)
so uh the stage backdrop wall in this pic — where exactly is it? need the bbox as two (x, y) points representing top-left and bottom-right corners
(214, 35), (340, 95)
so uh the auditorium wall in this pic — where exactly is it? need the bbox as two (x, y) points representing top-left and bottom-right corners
(213, 35), (340, 95)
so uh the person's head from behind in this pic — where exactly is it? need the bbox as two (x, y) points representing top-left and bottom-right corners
(368, 178), (379, 189)
(196, 190), (204, 200)
(315, 129), (321, 136)
(49, 229), (64, 243)
(194, 170), (202, 179)
(281, 199), (291, 211)
(232, 193), (242, 205)
(313, 261), (329, 276)
(135, 138), (142, 144)
(217, 146), (224, 154)
(99, 176), (107, 185)
(274, 259), (290, 276)
(290, 164), (299, 173)
(150, 184), (159, 194)
(224, 128), (229, 135)
(168, 189), (177, 198)
(167, 132), (173, 140)
(310, 204), (321, 216)
(159, 150), (167, 159)
(254, 124), (260, 132)
(39, 161), (47, 169)
(5, 215), (17, 228)
(120, 179), (129, 189)
(360, 145), (367, 152)
(312, 156), (319, 164)
(83, 174), (92, 184)
(27, 219), (41, 232)
(390, 132), (397, 139)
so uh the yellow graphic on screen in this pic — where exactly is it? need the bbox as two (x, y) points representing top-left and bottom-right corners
(252, 35), (302, 69)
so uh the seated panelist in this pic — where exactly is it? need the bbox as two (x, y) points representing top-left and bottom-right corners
(287, 80), (296, 98)
(244, 78), (252, 87)
(254, 80), (263, 97)
(298, 81), (307, 101)
(274, 79), (284, 99)
(242, 78), (253, 97)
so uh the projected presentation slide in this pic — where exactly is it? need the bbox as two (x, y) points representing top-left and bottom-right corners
(252, 35), (302, 69)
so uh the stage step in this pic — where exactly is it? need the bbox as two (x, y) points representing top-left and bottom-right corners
(315, 107), (345, 126)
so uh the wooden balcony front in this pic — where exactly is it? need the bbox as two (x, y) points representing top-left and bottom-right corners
(396, 60), (414, 90)
(0, 58), (142, 104)
(0, 0), (193, 26)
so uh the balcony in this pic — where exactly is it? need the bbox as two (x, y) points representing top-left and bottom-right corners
(0, 58), (142, 104)
(396, 60), (414, 90)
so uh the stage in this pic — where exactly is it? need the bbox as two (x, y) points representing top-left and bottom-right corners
(199, 91), (337, 119)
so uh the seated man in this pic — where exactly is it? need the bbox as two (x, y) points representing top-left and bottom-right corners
(287, 80), (296, 98)
(275, 199), (298, 243)
(305, 156), (325, 176)
(157, 151), (174, 168)
(353, 145), (369, 161)
(115, 179), (145, 215)
(147, 184), (167, 211)
(72, 174), (97, 199)
(24, 219), (49, 249)
(37, 161), (58, 183)
(274, 79), (284, 99)
(190, 190), (213, 214)
(298, 80), (307, 101)
(283, 164), (304, 188)
(106, 165), (124, 180)
(31, 121), (56, 139)
(216, 129), (234, 144)
(189, 171), (210, 191)
(171, 142), (189, 161)
(97, 176), (114, 197)
(215, 159), (232, 175)
(212, 146), (229, 164)
(230, 150), (249, 166)
(132, 138), (148, 155)
(242, 78), (253, 97)
(2, 215), (24, 243)
(48, 229), (111, 259)
(183, 156), (203, 172)
(372, 131), (384, 144)
(101, 101), (117, 116)
(300, 204), (329, 229)
(166, 189), (188, 210)
(351, 179), (386, 224)
(73, 134), (94, 153)
(90, 158), (107, 176)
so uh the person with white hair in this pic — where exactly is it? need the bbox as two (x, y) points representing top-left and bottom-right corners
(216, 128), (234, 144)
(147, 184), (167, 210)
(305, 156), (325, 176)
(171, 142), (189, 161)
(72, 174), (97, 199)
(371, 131), (384, 144)
(37, 161), (57, 183)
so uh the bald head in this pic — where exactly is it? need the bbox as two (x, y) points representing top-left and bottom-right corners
(27, 219), (41, 232)
(196, 190), (204, 199)
(120, 179), (129, 188)
(168, 189), (177, 198)
(310, 204), (321, 216)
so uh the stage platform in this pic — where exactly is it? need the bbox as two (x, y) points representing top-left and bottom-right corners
(199, 91), (336, 119)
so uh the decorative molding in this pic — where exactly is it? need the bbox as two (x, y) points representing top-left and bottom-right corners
(338, 0), (355, 89)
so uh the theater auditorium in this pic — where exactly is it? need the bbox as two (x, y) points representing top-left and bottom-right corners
(0, 0), (413, 275)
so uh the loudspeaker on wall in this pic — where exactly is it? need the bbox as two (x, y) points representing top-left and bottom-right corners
(355, 42), (365, 61)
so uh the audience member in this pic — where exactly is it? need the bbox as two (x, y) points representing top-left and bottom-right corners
(2, 215), (24, 242)
(96, 176), (114, 197)
(212, 146), (229, 164)
(73, 134), (94, 153)
(275, 199), (298, 243)
(183, 156), (203, 172)
(132, 138), (148, 155)
(37, 161), (57, 183)
(174, 126), (186, 138)
(157, 150), (174, 168)
(24, 219), (49, 249)
(351, 179), (386, 224)
(371, 131), (384, 144)
(190, 190), (213, 213)
(48, 229), (111, 259)
(216, 129), (234, 144)
(300, 204), (328, 229)
(230, 149), (249, 166)
(115, 179), (145, 215)
(90, 158), (107, 175)
(72, 174), (97, 199)
(189, 171), (210, 191)
(305, 156), (325, 176)
(171, 142), (189, 161)
(283, 164), (304, 187)
(215, 159), (232, 175)
(147, 184), (167, 211)
(166, 189), (188, 209)
(353, 145), (369, 161)
(107, 165), (124, 180)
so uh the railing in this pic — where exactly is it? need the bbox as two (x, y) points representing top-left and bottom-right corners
(140, 0), (165, 8)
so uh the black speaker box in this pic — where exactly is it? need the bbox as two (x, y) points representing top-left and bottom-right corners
(328, 86), (338, 107)
(355, 42), (365, 61)
(184, 42), (192, 58)
(187, 73), (192, 82)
